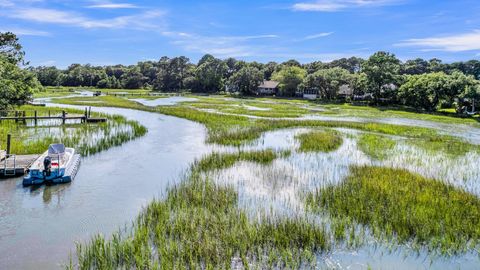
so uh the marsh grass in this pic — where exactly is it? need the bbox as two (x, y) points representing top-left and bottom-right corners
(319, 103), (480, 126)
(296, 130), (343, 153)
(409, 135), (479, 158)
(194, 150), (291, 172)
(0, 106), (147, 156)
(53, 95), (478, 158)
(60, 95), (480, 268)
(72, 150), (330, 269)
(308, 166), (480, 254)
(357, 134), (396, 160)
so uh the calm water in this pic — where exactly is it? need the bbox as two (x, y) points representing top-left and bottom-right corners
(0, 105), (212, 269)
(132, 96), (198, 106)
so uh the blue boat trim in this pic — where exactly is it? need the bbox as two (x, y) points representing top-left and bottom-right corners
(23, 147), (81, 187)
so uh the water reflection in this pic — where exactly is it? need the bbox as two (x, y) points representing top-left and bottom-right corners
(0, 105), (213, 269)
(132, 96), (198, 106)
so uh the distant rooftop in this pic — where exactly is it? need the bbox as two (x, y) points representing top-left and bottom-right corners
(259, 80), (279, 88)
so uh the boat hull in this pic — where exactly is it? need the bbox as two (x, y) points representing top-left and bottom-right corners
(22, 154), (81, 186)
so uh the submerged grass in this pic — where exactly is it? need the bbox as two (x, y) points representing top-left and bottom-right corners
(409, 135), (479, 158)
(296, 130), (343, 153)
(358, 134), (396, 160)
(308, 166), (480, 254)
(71, 150), (329, 269)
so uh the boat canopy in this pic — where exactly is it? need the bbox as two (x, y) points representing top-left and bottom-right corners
(48, 144), (65, 155)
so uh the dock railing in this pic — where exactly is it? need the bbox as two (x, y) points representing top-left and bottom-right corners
(0, 108), (106, 125)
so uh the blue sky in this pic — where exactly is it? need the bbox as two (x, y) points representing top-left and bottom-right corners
(1, 0), (480, 67)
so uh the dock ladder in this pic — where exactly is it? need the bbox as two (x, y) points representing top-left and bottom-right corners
(2, 151), (16, 176)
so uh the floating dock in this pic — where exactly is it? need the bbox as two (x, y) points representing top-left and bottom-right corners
(0, 153), (39, 177)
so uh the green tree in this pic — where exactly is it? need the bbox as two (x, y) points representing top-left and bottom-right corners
(0, 32), (40, 110)
(301, 67), (352, 99)
(0, 54), (40, 110)
(399, 72), (451, 111)
(328, 57), (364, 73)
(228, 66), (263, 95)
(272, 66), (306, 96)
(352, 72), (369, 95)
(362, 51), (401, 103)
(0, 32), (25, 64)
(262, 61), (278, 80)
(194, 56), (227, 92)
(402, 58), (428, 75)
(31, 66), (63, 86)
(120, 68), (147, 89)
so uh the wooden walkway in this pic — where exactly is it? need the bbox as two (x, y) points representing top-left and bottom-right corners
(0, 109), (106, 124)
(0, 154), (39, 177)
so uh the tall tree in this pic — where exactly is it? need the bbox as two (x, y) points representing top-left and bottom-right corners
(195, 56), (227, 92)
(402, 58), (429, 75)
(0, 32), (25, 64)
(328, 57), (364, 73)
(272, 66), (306, 96)
(0, 32), (40, 110)
(302, 67), (353, 99)
(362, 51), (401, 103)
(228, 66), (263, 95)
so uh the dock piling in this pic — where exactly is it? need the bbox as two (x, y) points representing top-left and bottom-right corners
(6, 134), (11, 157)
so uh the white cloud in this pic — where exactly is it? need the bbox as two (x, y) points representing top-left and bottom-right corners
(2, 7), (165, 30)
(292, 0), (400, 12)
(0, 27), (50, 36)
(0, 0), (13, 7)
(396, 30), (480, 52)
(303, 32), (333, 40)
(167, 32), (279, 57)
(87, 3), (139, 9)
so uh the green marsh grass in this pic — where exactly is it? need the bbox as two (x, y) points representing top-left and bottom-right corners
(0, 106), (146, 156)
(54, 95), (480, 159)
(296, 130), (343, 153)
(309, 166), (480, 254)
(57, 95), (480, 267)
(358, 134), (396, 160)
(409, 135), (479, 158)
(71, 150), (330, 269)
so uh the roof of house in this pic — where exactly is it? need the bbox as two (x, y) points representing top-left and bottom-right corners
(258, 80), (280, 89)
(338, 84), (353, 95)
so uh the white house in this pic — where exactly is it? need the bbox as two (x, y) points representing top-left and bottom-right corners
(303, 88), (319, 100)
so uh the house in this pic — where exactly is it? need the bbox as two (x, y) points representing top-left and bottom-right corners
(257, 80), (279, 95)
(303, 88), (319, 100)
(302, 84), (353, 100)
(225, 84), (238, 93)
(338, 84), (353, 98)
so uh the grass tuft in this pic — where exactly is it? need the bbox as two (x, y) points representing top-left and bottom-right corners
(357, 134), (396, 160)
(296, 130), (343, 153)
(308, 166), (480, 254)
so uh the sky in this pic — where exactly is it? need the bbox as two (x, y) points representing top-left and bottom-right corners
(1, 0), (480, 68)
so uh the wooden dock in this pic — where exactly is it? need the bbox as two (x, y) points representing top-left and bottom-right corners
(0, 108), (106, 124)
(0, 153), (39, 177)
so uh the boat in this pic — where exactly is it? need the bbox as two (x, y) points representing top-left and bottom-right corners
(23, 144), (81, 186)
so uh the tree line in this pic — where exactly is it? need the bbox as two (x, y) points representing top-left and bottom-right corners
(2, 31), (480, 113)
(32, 52), (480, 112)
